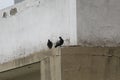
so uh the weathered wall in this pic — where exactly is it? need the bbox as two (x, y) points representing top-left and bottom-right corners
(0, 0), (76, 63)
(1, 46), (120, 80)
(61, 47), (120, 80)
(0, 62), (40, 80)
(11, 71), (40, 80)
(2, 0), (120, 63)
(0, 48), (60, 80)
(77, 0), (120, 47)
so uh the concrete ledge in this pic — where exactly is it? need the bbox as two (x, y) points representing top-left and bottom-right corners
(1, 46), (120, 73)
(0, 48), (61, 72)
(62, 46), (120, 57)
(1, 46), (120, 80)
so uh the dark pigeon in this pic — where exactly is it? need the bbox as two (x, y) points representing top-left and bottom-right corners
(47, 39), (53, 49)
(55, 37), (64, 48)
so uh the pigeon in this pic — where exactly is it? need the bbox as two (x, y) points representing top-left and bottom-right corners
(47, 39), (53, 49)
(55, 37), (64, 48)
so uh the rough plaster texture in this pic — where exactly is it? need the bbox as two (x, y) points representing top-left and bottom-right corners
(1, 47), (120, 80)
(0, 62), (40, 80)
(0, 0), (76, 63)
(11, 71), (40, 80)
(77, 0), (120, 46)
(0, 48), (60, 80)
(61, 47), (120, 80)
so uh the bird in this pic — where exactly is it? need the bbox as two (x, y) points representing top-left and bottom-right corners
(55, 37), (64, 48)
(47, 39), (53, 49)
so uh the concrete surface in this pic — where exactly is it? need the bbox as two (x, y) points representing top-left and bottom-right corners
(77, 0), (120, 47)
(0, 46), (120, 80)
(0, 1), (120, 79)
(61, 46), (120, 80)
(0, 48), (61, 80)
(0, 48), (54, 72)
(0, 62), (40, 80)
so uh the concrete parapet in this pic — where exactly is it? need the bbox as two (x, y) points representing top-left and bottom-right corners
(0, 46), (120, 80)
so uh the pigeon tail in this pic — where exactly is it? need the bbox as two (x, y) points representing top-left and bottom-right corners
(55, 45), (58, 48)
(55, 36), (64, 48)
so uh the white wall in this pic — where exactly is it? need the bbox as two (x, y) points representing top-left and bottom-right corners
(0, 0), (14, 10)
(77, 0), (120, 47)
(3, 0), (120, 63)
(0, 0), (77, 63)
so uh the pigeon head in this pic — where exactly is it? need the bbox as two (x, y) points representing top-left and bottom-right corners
(59, 37), (62, 39)
(48, 39), (50, 42)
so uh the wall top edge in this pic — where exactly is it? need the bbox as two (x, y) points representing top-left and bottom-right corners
(0, 0), (40, 19)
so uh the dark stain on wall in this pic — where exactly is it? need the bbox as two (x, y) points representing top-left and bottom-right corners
(10, 8), (17, 16)
(2, 12), (7, 18)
